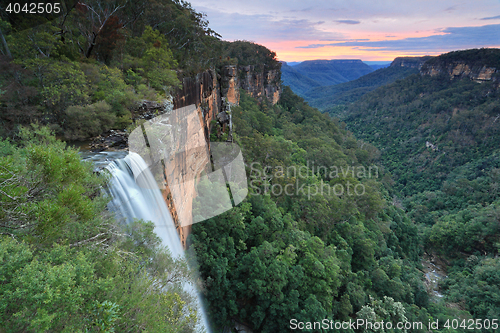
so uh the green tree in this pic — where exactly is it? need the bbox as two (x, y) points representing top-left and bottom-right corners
(141, 26), (179, 92)
(0, 129), (200, 332)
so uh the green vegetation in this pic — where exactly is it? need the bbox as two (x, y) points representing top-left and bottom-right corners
(0, 127), (200, 332)
(281, 59), (374, 96)
(0, 1), (282, 142)
(221, 40), (281, 71)
(0, 0), (279, 141)
(304, 66), (418, 112)
(336, 48), (500, 330)
(280, 62), (322, 96)
(0, 4), (181, 138)
(189, 89), (471, 332)
(422, 48), (500, 73)
(1, 1), (499, 331)
(343, 69), (500, 197)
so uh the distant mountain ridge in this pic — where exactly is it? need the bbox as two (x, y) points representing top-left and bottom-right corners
(293, 59), (374, 86)
(299, 56), (434, 112)
(303, 65), (419, 111)
(280, 62), (322, 96)
(390, 56), (434, 69)
(364, 61), (392, 70)
(281, 59), (374, 96)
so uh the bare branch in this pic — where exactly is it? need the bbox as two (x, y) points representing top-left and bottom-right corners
(0, 188), (18, 201)
(0, 221), (33, 229)
(0, 27), (12, 59)
(178, 39), (190, 50)
(70, 232), (108, 248)
(0, 232), (16, 239)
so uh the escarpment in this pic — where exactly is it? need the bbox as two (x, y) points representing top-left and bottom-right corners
(420, 48), (500, 82)
(166, 64), (281, 247)
(390, 56), (434, 69)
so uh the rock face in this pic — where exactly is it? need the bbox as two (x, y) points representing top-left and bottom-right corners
(90, 130), (128, 152)
(390, 50), (500, 83)
(421, 62), (498, 82)
(222, 65), (240, 104)
(239, 65), (281, 104)
(390, 56), (434, 69)
(134, 100), (171, 120)
(419, 48), (500, 82)
(167, 70), (223, 247)
(165, 65), (281, 247)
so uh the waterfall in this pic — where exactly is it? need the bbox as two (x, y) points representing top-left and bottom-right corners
(105, 152), (210, 332)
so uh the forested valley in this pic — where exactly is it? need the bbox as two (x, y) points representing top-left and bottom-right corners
(0, 0), (498, 332)
(322, 48), (500, 332)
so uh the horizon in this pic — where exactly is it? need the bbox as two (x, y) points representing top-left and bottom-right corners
(187, 0), (500, 62)
(282, 58), (400, 63)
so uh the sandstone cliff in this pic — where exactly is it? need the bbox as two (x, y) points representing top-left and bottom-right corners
(420, 48), (500, 82)
(166, 65), (281, 247)
(421, 62), (498, 82)
(239, 65), (281, 104)
(390, 56), (434, 69)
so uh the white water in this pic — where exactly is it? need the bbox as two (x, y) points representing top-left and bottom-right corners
(106, 152), (210, 332)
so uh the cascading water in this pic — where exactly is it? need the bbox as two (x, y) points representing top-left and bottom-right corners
(105, 152), (211, 332)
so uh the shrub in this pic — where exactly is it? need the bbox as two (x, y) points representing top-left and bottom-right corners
(63, 101), (115, 140)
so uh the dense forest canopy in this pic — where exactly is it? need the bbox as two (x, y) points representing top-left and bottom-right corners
(189, 88), (475, 332)
(0, 0), (280, 139)
(421, 48), (500, 73)
(331, 48), (500, 331)
(0, 127), (201, 331)
(0, 0), (499, 331)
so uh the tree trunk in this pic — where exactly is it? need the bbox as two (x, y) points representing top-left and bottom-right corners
(85, 33), (98, 58)
(0, 27), (12, 59)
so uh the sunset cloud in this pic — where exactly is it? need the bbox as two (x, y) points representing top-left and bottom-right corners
(480, 15), (500, 20)
(188, 0), (500, 61)
(298, 24), (500, 52)
(334, 20), (361, 25)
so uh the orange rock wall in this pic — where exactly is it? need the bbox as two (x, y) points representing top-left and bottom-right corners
(239, 65), (281, 103)
(421, 62), (498, 82)
(167, 66), (280, 247)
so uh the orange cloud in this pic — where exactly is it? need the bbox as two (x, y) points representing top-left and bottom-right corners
(265, 40), (441, 62)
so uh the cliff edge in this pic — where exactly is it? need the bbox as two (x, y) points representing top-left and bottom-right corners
(420, 48), (500, 82)
(390, 56), (434, 69)
(167, 64), (281, 247)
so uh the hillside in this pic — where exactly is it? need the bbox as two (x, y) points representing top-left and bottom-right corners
(281, 59), (373, 95)
(294, 59), (374, 85)
(303, 65), (419, 111)
(0, 5), (281, 139)
(338, 48), (500, 323)
(342, 49), (500, 196)
(280, 61), (322, 96)
(2, 2), (499, 332)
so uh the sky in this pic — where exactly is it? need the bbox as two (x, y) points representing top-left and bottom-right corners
(187, 0), (500, 62)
